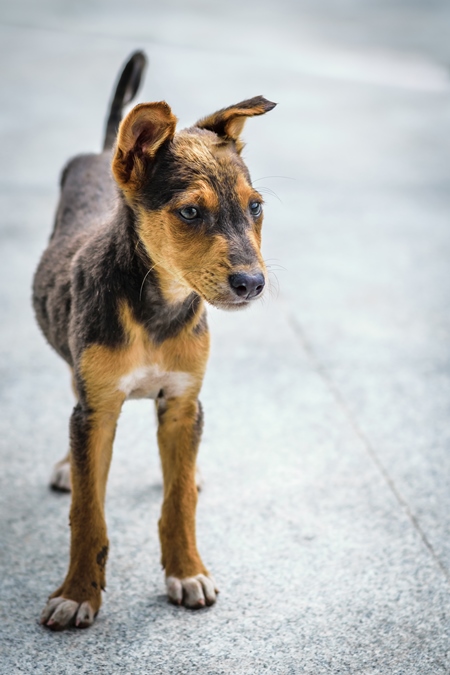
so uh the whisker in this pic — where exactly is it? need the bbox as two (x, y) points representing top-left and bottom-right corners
(139, 256), (188, 301)
(266, 264), (287, 272)
(257, 187), (282, 203)
(265, 259), (287, 272)
(267, 270), (285, 277)
(190, 296), (201, 316)
(139, 265), (156, 301)
(268, 271), (280, 299)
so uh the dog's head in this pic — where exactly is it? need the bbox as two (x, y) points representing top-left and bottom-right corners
(112, 96), (276, 310)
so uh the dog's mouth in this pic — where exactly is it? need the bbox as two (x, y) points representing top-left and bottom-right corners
(195, 288), (264, 312)
(184, 269), (266, 311)
(209, 299), (250, 311)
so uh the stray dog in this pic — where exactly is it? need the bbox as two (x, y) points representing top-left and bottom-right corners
(33, 51), (276, 630)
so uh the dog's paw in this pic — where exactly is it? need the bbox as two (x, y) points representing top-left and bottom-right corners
(40, 596), (95, 630)
(50, 459), (71, 492)
(166, 574), (218, 608)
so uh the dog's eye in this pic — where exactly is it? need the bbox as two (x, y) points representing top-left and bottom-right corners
(179, 206), (200, 221)
(249, 201), (262, 217)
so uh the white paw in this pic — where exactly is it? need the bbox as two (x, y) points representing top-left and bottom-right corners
(40, 596), (95, 630)
(166, 574), (218, 608)
(50, 459), (71, 492)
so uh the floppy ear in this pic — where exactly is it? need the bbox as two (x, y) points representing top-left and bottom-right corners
(112, 102), (177, 189)
(196, 96), (276, 153)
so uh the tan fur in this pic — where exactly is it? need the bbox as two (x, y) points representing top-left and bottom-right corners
(137, 208), (239, 306)
(196, 97), (274, 154)
(76, 303), (208, 423)
(81, 302), (208, 579)
(47, 299), (210, 617)
(51, 408), (118, 614)
(37, 73), (275, 628)
(235, 173), (264, 235)
(157, 391), (205, 578)
(134, 143), (266, 307)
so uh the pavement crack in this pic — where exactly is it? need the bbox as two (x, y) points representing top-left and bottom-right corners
(284, 306), (450, 584)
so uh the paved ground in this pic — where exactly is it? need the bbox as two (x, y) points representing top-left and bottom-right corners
(1, 1), (449, 673)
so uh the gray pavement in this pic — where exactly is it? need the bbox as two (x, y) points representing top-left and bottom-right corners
(1, 1), (449, 673)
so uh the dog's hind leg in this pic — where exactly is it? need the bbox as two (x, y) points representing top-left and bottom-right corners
(157, 395), (218, 608)
(50, 452), (72, 492)
(49, 368), (78, 492)
(41, 394), (123, 630)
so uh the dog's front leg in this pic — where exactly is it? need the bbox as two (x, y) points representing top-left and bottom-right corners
(157, 394), (218, 608)
(40, 399), (122, 630)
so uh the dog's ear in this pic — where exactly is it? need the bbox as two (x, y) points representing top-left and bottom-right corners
(112, 102), (177, 189)
(195, 96), (276, 153)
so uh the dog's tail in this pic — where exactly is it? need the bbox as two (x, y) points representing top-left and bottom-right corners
(103, 51), (148, 151)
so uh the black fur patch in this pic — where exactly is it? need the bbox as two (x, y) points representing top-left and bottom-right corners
(140, 132), (255, 244)
(193, 400), (204, 446)
(193, 310), (208, 335)
(96, 545), (109, 569)
(69, 403), (92, 471)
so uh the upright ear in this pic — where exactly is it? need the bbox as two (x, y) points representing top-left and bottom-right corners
(112, 102), (177, 190)
(195, 96), (276, 153)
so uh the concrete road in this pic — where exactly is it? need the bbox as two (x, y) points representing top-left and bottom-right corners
(0, 1), (449, 673)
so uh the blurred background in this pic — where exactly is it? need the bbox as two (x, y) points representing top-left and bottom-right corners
(1, 1), (450, 673)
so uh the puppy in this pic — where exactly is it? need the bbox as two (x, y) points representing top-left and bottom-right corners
(33, 51), (276, 630)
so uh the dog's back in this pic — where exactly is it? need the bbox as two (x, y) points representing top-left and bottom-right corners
(33, 53), (147, 362)
(54, 153), (116, 236)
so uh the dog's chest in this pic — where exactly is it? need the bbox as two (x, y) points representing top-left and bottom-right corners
(118, 364), (193, 400)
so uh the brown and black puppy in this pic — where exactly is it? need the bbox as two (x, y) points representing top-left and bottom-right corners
(33, 52), (276, 630)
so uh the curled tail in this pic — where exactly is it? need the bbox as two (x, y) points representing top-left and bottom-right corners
(103, 51), (148, 151)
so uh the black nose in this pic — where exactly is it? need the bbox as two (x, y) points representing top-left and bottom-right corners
(229, 272), (265, 299)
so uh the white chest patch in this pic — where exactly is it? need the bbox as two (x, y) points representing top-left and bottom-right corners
(118, 364), (194, 400)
